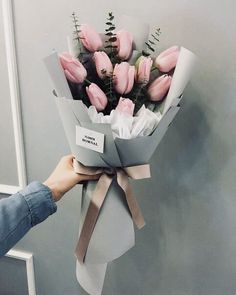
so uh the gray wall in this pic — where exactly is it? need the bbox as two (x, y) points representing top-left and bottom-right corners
(0, 3), (18, 185)
(1, 0), (236, 294)
(0, 257), (28, 295)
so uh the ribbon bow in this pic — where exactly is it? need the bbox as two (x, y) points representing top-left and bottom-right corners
(73, 160), (151, 264)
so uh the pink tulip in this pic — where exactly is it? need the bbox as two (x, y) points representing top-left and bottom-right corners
(116, 30), (133, 60)
(116, 97), (135, 116)
(147, 75), (172, 101)
(59, 52), (87, 83)
(135, 56), (153, 84)
(79, 24), (103, 52)
(86, 83), (108, 111)
(113, 62), (135, 94)
(93, 51), (113, 79)
(155, 46), (180, 72)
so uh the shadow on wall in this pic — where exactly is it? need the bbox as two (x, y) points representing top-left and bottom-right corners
(103, 82), (232, 294)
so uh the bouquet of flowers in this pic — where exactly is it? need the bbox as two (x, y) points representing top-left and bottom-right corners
(44, 13), (196, 295)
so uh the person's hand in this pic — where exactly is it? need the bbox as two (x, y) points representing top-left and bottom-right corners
(43, 155), (99, 202)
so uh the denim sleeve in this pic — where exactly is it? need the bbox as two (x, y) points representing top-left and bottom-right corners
(0, 181), (57, 257)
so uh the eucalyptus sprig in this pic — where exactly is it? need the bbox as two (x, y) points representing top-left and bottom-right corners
(135, 83), (147, 110)
(103, 70), (117, 112)
(71, 12), (83, 57)
(142, 28), (161, 57)
(128, 79), (148, 114)
(104, 12), (118, 64)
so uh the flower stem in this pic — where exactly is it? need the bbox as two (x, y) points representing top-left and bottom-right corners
(84, 78), (92, 85)
(151, 66), (158, 72)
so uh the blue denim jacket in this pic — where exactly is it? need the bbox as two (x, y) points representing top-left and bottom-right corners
(0, 181), (57, 257)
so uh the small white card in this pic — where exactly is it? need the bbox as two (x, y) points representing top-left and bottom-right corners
(76, 126), (105, 153)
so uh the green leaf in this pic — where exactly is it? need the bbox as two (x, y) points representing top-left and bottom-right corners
(142, 50), (150, 57)
(105, 26), (116, 31)
(145, 42), (155, 52)
(151, 32), (160, 42)
(148, 40), (155, 45)
(105, 32), (113, 36)
(109, 37), (117, 42)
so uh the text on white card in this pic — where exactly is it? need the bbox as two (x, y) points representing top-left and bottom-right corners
(76, 126), (104, 153)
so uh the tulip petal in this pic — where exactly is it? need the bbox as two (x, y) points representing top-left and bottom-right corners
(64, 69), (78, 83)
(80, 24), (103, 52)
(155, 46), (180, 72)
(135, 56), (153, 84)
(148, 75), (172, 101)
(126, 66), (135, 93)
(157, 45), (179, 59)
(86, 83), (108, 111)
(116, 30), (133, 60)
(116, 97), (135, 116)
(94, 51), (113, 79)
(59, 52), (87, 83)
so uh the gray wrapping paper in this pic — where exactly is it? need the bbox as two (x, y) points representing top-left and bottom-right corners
(80, 180), (135, 264)
(76, 260), (107, 295)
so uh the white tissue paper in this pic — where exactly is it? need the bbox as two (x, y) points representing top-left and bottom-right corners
(87, 105), (162, 139)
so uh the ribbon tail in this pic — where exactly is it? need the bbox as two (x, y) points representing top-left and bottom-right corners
(75, 174), (113, 263)
(117, 172), (146, 229)
(126, 184), (146, 229)
(125, 164), (151, 180)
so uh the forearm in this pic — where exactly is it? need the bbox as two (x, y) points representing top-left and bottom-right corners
(0, 181), (57, 257)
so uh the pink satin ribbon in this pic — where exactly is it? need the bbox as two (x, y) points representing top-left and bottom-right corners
(73, 160), (150, 264)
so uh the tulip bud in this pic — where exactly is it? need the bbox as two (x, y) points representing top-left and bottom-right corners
(86, 83), (108, 111)
(116, 30), (133, 60)
(93, 51), (113, 79)
(59, 52), (87, 83)
(79, 24), (103, 52)
(147, 75), (172, 101)
(155, 46), (180, 72)
(113, 62), (135, 94)
(116, 97), (135, 116)
(135, 56), (153, 84)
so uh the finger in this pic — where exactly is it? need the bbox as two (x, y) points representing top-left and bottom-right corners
(80, 173), (102, 182)
(62, 154), (74, 162)
(62, 154), (75, 169)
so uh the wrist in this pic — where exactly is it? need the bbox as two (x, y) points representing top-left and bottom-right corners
(43, 180), (62, 202)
